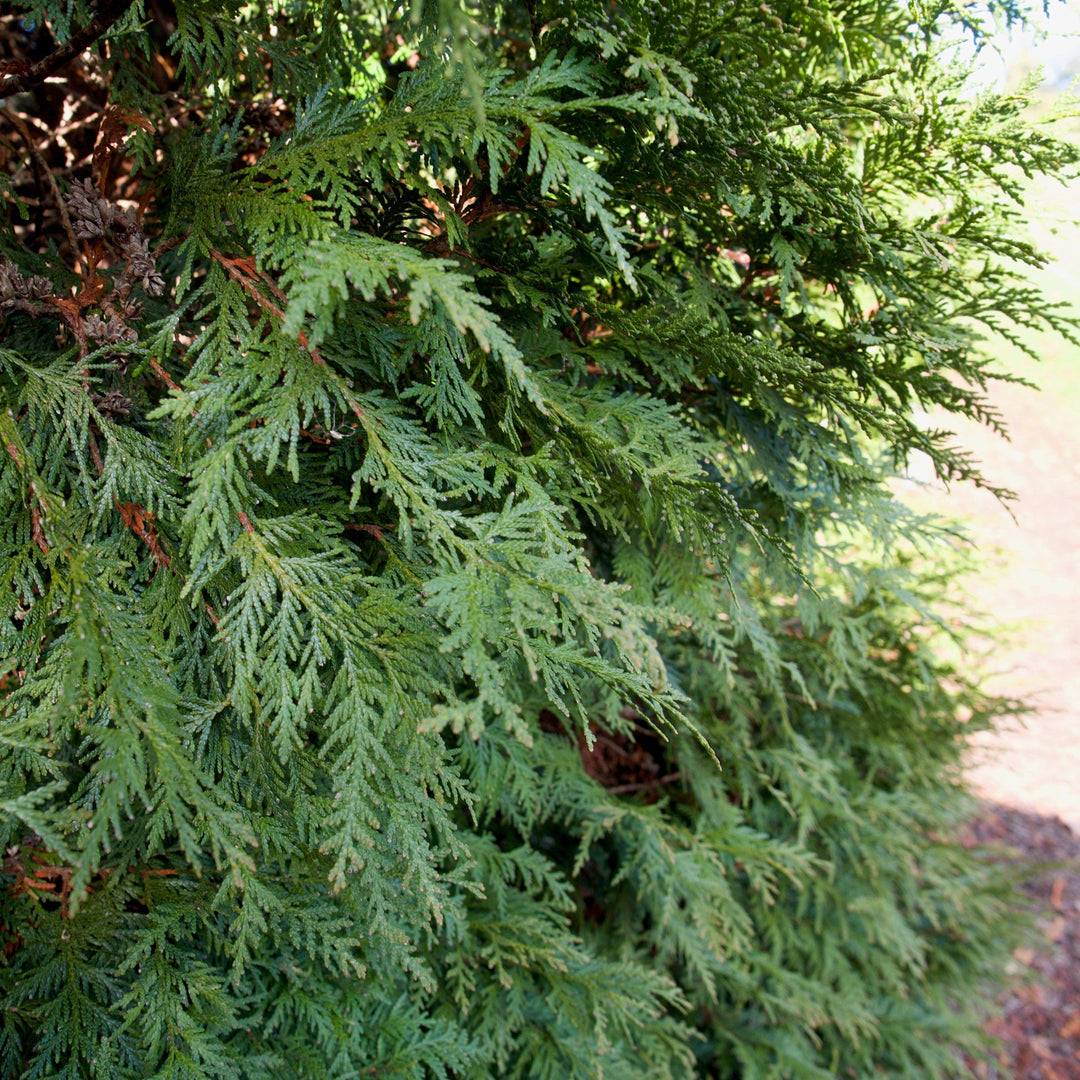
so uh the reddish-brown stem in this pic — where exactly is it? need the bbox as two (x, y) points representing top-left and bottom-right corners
(604, 773), (683, 796)
(210, 248), (327, 365)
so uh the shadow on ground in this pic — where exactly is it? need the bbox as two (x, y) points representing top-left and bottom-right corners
(962, 803), (1080, 1080)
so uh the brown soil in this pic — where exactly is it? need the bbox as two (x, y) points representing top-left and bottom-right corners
(963, 804), (1080, 1080)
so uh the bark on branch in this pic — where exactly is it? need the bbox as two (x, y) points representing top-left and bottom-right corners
(0, 0), (135, 99)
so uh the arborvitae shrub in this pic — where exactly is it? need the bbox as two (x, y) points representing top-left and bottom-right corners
(0, 1), (1074, 1076)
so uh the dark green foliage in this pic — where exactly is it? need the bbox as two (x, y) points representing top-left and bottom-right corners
(0, 0), (1071, 1075)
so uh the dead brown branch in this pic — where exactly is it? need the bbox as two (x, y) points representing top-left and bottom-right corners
(0, 0), (136, 99)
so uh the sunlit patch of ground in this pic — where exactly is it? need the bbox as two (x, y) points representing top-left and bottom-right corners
(899, 372), (1080, 834)
(896, 151), (1080, 831)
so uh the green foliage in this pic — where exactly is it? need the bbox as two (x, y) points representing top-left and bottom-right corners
(0, 0), (1072, 1076)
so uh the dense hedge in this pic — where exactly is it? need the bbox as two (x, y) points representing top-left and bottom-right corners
(0, 1), (1073, 1076)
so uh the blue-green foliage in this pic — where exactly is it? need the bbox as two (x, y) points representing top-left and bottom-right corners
(0, 0), (1069, 1076)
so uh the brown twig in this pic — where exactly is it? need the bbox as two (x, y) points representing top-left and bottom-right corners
(1, 107), (84, 274)
(210, 247), (327, 365)
(0, 0), (136, 99)
(115, 501), (170, 572)
(87, 431), (105, 476)
(147, 356), (180, 392)
(604, 772), (683, 797)
(151, 233), (184, 262)
(343, 521), (396, 540)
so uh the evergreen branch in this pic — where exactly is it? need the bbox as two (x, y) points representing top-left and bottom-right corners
(0, 1), (1068, 1074)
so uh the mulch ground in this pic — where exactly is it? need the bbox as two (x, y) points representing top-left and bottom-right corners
(962, 803), (1080, 1080)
